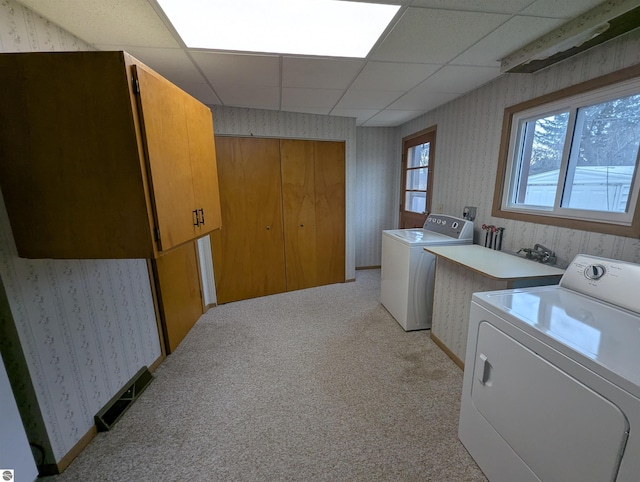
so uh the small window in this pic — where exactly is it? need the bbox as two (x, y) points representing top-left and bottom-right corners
(493, 65), (640, 237)
(406, 142), (429, 212)
(401, 127), (435, 228)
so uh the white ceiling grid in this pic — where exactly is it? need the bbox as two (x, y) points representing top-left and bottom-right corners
(16, 0), (607, 126)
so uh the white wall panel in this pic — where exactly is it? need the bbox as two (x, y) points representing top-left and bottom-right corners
(355, 127), (399, 267)
(0, 352), (38, 481)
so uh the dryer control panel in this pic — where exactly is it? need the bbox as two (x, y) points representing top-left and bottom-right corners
(560, 254), (640, 314)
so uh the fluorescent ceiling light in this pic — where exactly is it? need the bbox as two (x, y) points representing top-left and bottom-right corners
(156, 0), (400, 58)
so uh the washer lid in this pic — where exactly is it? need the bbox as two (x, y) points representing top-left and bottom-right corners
(383, 229), (469, 246)
(474, 286), (640, 397)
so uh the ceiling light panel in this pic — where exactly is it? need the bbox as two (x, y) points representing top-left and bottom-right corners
(156, 0), (400, 57)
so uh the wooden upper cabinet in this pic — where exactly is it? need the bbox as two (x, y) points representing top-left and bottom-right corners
(184, 95), (222, 237)
(0, 51), (221, 259)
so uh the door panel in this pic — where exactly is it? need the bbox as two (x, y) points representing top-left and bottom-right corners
(134, 65), (196, 251)
(213, 137), (286, 303)
(280, 140), (345, 291)
(281, 140), (318, 290)
(153, 241), (203, 353)
(313, 140), (346, 286)
(184, 99), (222, 234)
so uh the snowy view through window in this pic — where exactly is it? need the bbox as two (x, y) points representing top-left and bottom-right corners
(515, 93), (640, 213)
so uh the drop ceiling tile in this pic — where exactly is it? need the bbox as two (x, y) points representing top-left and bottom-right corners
(179, 83), (222, 105)
(452, 15), (564, 66)
(282, 57), (364, 89)
(362, 109), (424, 127)
(522, 0), (605, 19)
(329, 108), (381, 126)
(282, 106), (333, 115)
(215, 85), (280, 110)
(191, 52), (280, 87)
(371, 7), (511, 64)
(282, 88), (343, 110)
(388, 87), (459, 111)
(412, 65), (500, 94)
(335, 89), (405, 110)
(95, 46), (207, 84)
(343, 0), (405, 4)
(409, 0), (534, 14)
(18, 0), (179, 47)
(350, 61), (441, 91)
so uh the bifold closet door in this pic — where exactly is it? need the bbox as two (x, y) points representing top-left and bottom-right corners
(212, 137), (287, 303)
(280, 139), (345, 290)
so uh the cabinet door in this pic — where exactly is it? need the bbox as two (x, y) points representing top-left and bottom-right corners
(281, 140), (345, 290)
(184, 99), (222, 235)
(0, 51), (152, 259)
(212, 137), (286, 303)
(134, 65), (197, 251)
(153, 241), (203, 354)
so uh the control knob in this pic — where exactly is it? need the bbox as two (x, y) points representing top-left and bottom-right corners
(584, 264), (606, 280)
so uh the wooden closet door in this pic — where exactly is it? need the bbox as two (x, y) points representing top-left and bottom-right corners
(281, 140), (345, 290)
(212, 137), (286, 303)
(313, 140), (346, 286)
(281, 140), (317, 290)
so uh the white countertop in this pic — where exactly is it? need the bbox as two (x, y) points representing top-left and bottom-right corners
(425, 244), (565, 280)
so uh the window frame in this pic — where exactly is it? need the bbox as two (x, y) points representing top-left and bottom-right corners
(400, 126), (436, 228)
(492, 63), (640, 237)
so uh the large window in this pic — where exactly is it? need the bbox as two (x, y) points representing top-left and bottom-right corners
(493, 64), (640, 237)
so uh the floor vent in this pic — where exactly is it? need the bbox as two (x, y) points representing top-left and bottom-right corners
(95, 366), (153, 432)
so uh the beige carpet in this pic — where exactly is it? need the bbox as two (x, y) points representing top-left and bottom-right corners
(43, 269), (487, 481)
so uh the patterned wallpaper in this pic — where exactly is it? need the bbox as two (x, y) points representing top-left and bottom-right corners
(210, 105), (357, 280)
(400, 29), (640, 269)
(355, 127), (400, 267)
(0, 0), (161, 465)
(394, 30), (640, 363)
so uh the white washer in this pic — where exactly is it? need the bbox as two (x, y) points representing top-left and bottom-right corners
(459, 254), (640, 482)
(381, 214), (473, 331)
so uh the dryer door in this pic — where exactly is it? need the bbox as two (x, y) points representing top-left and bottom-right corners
(471, 321), (628, 482)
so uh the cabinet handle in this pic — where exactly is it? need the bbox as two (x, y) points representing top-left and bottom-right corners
(193, 210), (200, 227)
(199, 208), (205, 225)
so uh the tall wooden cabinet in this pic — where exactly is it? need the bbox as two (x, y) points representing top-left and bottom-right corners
(0, 51), (221, 259)
(212, 137), (345, 304)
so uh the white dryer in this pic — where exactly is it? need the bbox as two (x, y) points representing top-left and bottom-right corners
(381, 214), (473, 331)
(459, 254), (640, 482)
